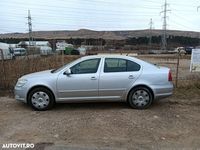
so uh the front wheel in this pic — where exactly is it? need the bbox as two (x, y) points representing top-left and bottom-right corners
(28, 87), (55, 111)
(128, 87), (153, 109)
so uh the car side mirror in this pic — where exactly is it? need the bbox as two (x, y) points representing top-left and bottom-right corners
(64, 69), (71, 76)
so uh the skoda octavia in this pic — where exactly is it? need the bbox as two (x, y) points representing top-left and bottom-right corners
(15, 55), (173, 110)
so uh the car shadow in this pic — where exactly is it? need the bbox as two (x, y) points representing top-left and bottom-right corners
(53, 100), (169, 111)
(14, 99), (169, 111)
(53, 102), (130, 111)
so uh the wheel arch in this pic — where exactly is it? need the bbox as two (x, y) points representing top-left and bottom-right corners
(126, 84), (155, 101)
(26, 85), (56, 103)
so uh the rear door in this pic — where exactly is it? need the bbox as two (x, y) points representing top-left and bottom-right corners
(99, 58), (142, 99)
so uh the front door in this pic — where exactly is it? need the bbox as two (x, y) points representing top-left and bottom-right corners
(57, 58), (101, 101)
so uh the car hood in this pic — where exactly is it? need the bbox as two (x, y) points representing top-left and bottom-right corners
(21, 70), (53, 79)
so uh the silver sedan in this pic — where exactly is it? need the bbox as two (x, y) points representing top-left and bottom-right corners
(15, 55), (173, 110)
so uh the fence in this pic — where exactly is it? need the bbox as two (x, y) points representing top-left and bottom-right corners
(0, 53), (200, 94)
(0, 54), (80, 92)
(138, 54), (200, 88)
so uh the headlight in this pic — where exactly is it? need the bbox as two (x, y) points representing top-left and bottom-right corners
(16, 79), (28, 87)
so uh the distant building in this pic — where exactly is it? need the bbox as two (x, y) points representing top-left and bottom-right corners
(77, 46), (87, 55)
(18, 41), (51, 47)
(9, 44), (18, 49)
(56, 41), (73, 51)
(79, 45), (94, 51)
(18, 41), (52, 55)
(0, 42), (14, 60)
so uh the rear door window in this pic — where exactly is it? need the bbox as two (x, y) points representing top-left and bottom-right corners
(104, 58), (140, 73)
(127, 60), (141, 71)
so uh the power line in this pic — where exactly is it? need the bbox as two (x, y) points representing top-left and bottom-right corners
(1, 0), (199, 33)
(1, 13), (160, 21)
(0, 1), (161, 14)
(170, 19), (193, 30)
(141, 0), (162, 5)
(171, 12), (200, 30)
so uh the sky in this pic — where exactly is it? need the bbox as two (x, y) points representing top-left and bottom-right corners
(0, 0), (200, 33)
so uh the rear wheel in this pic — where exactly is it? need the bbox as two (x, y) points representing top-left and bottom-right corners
(28, 87), (55, 111)
(128, 86), (153, 109)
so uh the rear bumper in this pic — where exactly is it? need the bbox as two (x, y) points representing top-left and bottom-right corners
(152, 83), (174, 100)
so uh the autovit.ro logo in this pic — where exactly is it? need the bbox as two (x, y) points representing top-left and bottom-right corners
(2, 143), (34, 149)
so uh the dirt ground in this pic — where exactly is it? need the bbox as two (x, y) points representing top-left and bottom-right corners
(0, 89), (200, 150)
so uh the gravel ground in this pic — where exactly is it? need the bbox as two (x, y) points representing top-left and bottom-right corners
(0, 90), (200, 150)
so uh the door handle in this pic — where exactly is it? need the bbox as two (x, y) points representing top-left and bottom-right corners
(91, 77), (97, 80)
(128, 75), (134, 79)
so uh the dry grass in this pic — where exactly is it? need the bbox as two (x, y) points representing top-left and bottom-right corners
(173, 86), (200, 99)
(0, 55), (80, 90)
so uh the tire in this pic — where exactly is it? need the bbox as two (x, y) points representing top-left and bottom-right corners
(128, 86), (153, 109)
(27, 87), (55, 111)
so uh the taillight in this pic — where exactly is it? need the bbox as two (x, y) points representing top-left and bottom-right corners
(168, 71), (172, 81)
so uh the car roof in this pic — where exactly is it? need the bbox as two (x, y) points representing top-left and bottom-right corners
(80, 54), (146, 64)
(79, 54), (158, 70)
(80, 54), (135, 59)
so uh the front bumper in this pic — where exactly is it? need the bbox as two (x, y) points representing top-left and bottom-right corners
(14, 86), (28, 103)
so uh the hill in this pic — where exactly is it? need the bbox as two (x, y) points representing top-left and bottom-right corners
(0, 29), (199, 40)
